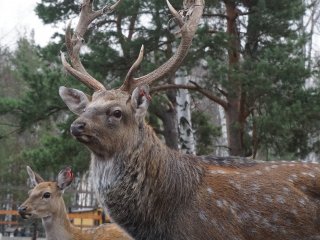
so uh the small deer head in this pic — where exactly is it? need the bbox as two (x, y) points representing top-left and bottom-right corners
(18, 166), (74, 220)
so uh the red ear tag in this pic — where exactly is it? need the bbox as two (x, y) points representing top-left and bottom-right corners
(66, 169), (74, 179)
(139, 89), (152, 101)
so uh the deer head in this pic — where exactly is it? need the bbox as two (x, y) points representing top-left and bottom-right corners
(18, 167), (132, 240)
(59, 0), (204, 157)
(18, 166), (74, 220)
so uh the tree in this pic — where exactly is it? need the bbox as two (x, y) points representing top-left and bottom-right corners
(180, 0), (319, 158)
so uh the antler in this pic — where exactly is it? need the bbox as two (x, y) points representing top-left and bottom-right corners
(61, 0), (122, 91)
(119, 0), (204, 92)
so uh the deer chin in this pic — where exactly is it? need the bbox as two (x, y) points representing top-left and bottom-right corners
(20, 213), (32, 220)
(74, 134), (92, 143)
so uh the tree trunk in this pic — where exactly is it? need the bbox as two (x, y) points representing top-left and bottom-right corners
(224, 1), (245, 156)
(150, 87), (179, 150)
(161, 92), (179, 150)
(225, 100), (244, 156)
(175, 69), (196, 154)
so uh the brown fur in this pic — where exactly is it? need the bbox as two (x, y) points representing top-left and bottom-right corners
(59, 86), (320, 240)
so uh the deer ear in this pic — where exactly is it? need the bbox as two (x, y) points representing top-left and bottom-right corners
(26, 166), (44, 187)
(59, 86), (90, 115)
(131, 85), (151, 119)
(57, 167), (74, 191)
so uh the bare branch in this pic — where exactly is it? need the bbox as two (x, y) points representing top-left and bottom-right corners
(151, 81), (228, 109)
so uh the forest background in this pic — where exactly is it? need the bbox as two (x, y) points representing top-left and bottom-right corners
(0, 0), (320, 234)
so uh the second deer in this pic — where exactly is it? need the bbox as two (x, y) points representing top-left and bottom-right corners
(18, 166), (131, 240)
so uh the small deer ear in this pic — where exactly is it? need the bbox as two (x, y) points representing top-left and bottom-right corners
(26, 166), (44, 187)
(59, 86), (90, 115)
(57, 167), (74, 191)
(131, 85), (151, 119)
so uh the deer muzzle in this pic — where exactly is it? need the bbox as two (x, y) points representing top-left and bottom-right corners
(70, 122), (86, 137)
(70, 121), (93, 143)
(18, 206), (31, 219)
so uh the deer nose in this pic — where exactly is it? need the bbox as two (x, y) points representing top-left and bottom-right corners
(70, 122), (86, 136)
(18, 206), (27, 214)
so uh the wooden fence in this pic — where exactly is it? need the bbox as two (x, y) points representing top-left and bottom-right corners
(0, 209), (108, 227)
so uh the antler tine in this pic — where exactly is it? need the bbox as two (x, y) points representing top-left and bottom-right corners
(167, 0), (184, 28)
(120, 0), (204, 93)
(61, 51), (106, 91)
(61, 0), (122, 91)
(119, 45), (144, 92)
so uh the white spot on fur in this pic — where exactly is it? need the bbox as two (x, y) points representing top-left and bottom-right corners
(276, 195), (285, 204)
(222, 199), (229, 207)
(251, 183), (260, 192)
(234, 183), (242, 190)
(308, 172), (315, 178)
(216, 200), (223, 208)
(255, 170), (262, 175)
(271, 165), (278, 169)
(210, 170), (226, 174)
(207, 187), (213, 194)
(291, 174), (298, 179)
(298, 198), (306, 206)
(264, 195), (273, 203)
(265, 166), (271, 171)
(199, 210), (208, 222)
(283, 187), (290, 195)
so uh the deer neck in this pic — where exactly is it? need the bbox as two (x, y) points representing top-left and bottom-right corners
(90, 123), (204, 234)
(41, 201), (74, 240)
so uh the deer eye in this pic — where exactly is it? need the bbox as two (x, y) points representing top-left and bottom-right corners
(112, 110), (122, 119)
(42, 192), (51, 199)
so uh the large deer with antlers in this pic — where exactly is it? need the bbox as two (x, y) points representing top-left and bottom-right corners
(18, 166), (131, 240)
(58, 0), (320, 239)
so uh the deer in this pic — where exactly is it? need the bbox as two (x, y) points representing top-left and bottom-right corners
(58, 0), (320, 239)
(18, 166), (131, 240)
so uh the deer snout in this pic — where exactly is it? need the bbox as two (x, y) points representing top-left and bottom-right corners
(18, 205), (31, 219)
(70, 122), (86, 136)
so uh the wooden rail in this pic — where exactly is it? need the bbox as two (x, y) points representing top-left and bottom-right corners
(68, 212), (102, 220)
(0, 209), (106, 226)
(0, 210), (19, 215)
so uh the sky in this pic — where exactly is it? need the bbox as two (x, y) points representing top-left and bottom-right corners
(0, 0), (56, 50)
